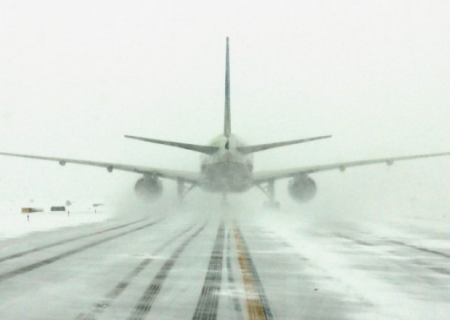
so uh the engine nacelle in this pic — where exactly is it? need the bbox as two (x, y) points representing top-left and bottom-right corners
(134, 177), (163, 200)
(288, 175), (317, 203)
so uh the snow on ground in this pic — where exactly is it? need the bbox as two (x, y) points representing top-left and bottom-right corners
(236, 205), (450, 320)
(0, 202), (110, 239)
(0, 196), (449, 319)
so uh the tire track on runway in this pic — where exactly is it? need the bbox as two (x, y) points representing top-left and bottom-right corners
(334, 233), (375, 247)
(77, 220), (203, 320)
(335, 233), (450, 260)
(233, 224), (273, 320)
(336, 234), (450, 276)
(191, 221), (225, 320)
(386, 240), (450, 277)
(127, 222), (209, 320)
(389, 240), (450, 259)
(0, 219), (164, 283)
(0, 218), (148, 264)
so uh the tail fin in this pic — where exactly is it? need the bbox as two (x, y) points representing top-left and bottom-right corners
(224, 37), (231, 137)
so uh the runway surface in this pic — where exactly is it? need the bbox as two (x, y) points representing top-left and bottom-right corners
(0, 206), (449, 319)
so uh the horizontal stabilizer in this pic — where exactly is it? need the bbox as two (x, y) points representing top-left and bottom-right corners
(237, 135), (332, 154)
(124, 135), (219, 155)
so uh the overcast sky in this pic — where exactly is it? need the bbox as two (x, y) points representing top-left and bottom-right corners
(0, 1), (449, 215)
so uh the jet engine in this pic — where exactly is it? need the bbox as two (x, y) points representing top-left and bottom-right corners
(288, 175), (317, 203)
(134, 176), (163, 200)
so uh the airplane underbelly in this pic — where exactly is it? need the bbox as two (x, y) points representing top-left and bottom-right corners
(200, 162), (252, 193)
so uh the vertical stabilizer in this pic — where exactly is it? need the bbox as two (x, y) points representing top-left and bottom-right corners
(224, 37), (231, 137)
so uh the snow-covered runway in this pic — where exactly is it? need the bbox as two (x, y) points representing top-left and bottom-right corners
(0, 207), (449, 319)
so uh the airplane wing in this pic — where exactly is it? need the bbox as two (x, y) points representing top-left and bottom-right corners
(0, 151), (201, 183)
(252, 151), (450, 183)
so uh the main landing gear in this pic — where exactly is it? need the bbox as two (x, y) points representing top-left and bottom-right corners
(256, 179), (280, 210)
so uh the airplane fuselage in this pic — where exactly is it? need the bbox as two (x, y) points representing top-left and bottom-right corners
(200, 134), (254, 193)
(0, 38), (448, 204)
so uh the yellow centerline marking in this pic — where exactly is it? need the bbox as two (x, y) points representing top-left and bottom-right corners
(233, 224), (268, 320)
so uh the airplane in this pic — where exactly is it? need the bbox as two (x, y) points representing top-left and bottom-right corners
(0, 38), (449, 209)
